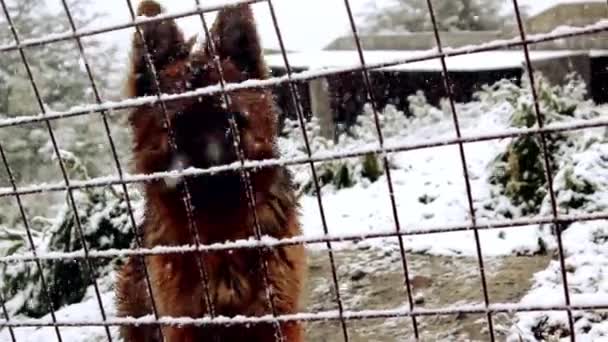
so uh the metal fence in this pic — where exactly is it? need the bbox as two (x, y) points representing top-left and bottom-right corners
(0, 0), (608, 341)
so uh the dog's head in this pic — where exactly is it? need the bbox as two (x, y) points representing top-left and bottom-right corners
(128, 1), (277, 183)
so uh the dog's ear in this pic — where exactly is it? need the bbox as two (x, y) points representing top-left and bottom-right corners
(208, 5), (268, 79)
(128, 0), (190, 96)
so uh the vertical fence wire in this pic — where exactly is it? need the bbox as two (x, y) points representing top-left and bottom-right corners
(0, 3), (63, 340)
(341, 0), (421, 338)
(0, 125), (63, 342)
(0, 1), (113, 341)
(56, 2), (164, 341)
(511, 0), (576, 340)
(264, 0), (350, 340)
(0, 236), (17, 342)
(424, 0), (496, 340)
(189, 2), (284, 341)
(0, 0), (607, 339)
(121, 2), (218, 339)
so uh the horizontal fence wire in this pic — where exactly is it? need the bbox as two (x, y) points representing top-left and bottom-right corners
(2, 210), (608, 263)
(1, 0), (112, 340)
(53, 0), (165, 338)
(0, 116), (607, 198)
(2, 301), (608, 328)
(1, 0), (608, 339)
(0, 0), (265, 53)
(0, 20), (606, 130)
(265, 0), (351, 339)
(341, 0), (420, 338)
(511, 0), (576, 339)
(424, 0), (496, 338)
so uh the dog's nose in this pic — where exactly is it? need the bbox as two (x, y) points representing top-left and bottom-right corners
(164, 154), (189, 188)
(205, 138), (224, 165)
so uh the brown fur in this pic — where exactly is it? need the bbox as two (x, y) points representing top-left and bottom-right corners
(115, 2), (306, 341)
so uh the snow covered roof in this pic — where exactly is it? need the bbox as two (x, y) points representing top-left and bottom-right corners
(528, 0), (606, 17)
(266, 50), (590, 72)
(591, 50), (608, 57)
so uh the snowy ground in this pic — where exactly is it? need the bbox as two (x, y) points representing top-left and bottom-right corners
(507, 141), (608, 341)
(2, 291), (119, 342)
(2, 92), (608, 341)
(296, 102), (545, 257)
(509, 220), (608, 341)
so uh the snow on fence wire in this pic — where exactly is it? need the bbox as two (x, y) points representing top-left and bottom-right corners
(0, 0), (608, 341)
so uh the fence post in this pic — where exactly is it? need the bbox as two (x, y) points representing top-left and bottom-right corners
(309, 77), (335, 140)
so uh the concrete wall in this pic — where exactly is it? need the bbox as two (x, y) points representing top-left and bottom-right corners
(530, 53), (591, 91)
(274, 2), (608, 132)
(309, 78), (335, 140)
(271, 66), (522, 132)
(326, 31), (505, 51)
(326, 30), (608, 51)
(271, 54), (608, 132)
(526, 3), (607, 34)
(526, 32), (608, 50)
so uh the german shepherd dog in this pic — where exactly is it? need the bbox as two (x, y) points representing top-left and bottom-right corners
(115, 1), (306, 341)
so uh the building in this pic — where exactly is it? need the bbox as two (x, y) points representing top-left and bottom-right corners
(268, 1), (608, 138)
(526, 1), (607, 34)
(325, 1), (608, 51)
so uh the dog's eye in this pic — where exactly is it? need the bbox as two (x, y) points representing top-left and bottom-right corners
(188, 66), (204, 88)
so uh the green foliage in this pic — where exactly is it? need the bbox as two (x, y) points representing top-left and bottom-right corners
(560, 167), (595, 209)
(283, 111), (395, 194)
(0, 0), (116, 115)
(492, 135), (548, 214)
(361, 153), (383, 183)
(0, 0), (127, 224)
(0, 164), (138, 317)
(547, 137), (608, 218)
(0, 226), (31, 256)
(488, 73), (588, 215)
(281, 93), (447, 194)
(301, 156), (375, 195)
(407, 91), (446, 123)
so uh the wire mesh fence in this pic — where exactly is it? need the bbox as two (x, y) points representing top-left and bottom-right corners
(0, 0), (608, 341)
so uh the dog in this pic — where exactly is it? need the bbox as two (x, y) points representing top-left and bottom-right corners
(115, 1), (306, 341)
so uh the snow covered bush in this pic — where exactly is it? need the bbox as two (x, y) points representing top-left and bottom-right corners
(0, 155), (138, 317)
(488, 73), (589, 216)
(407, 90), (446, 124)
(506, 106), (608, 340)
(280, 100), (444, 194)
(279, 87), (451, 194)
(536, 129), (608, 232)
(0, 0), (128, 227)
